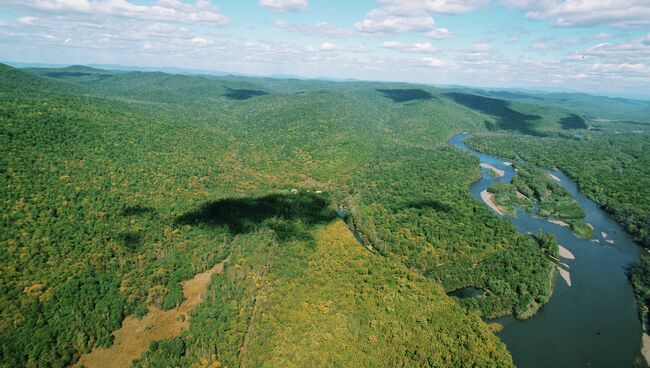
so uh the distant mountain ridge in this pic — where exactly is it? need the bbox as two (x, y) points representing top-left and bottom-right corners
(4, 60), (649, 101)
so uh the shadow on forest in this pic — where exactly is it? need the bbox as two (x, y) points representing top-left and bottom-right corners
(396, 199), (452, 212)
(118, 232), (143, 251)
(444, 92), (544, 136)
(44, 72), (113, 82)
(377, 88), (436, 103)
(224, 87), (268, 100)
(559, 114), (587, 129)
(488, 91), (543, 101)
(618, 120), (646, 126)
(176, 192), (337, 241)
(122, 205), (156, 216)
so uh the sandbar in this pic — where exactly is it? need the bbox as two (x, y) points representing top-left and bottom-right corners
(558, 245), (575, 260)
(549, 219), (570, 227)
(557, 266), (572, 287)
(481, 190), (506, 215)
(548, 173), (561, 182)
(480, 162), (505, 177)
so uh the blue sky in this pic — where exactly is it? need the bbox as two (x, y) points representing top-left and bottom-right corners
(1, 0), (650, 98)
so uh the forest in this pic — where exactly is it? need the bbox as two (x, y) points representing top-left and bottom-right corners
(485, 164), (592, 238)
(1, 63), (648, 367)
(466, 132), (650, 248)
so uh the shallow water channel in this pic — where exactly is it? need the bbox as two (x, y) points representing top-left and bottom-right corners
(448, 132), (642, 368)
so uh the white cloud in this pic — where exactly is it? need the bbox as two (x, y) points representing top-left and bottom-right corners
(456, 42), (497, 69)
(273, 19), (352, 38)
(643, 33), (650, 46)
(355, 8), (436, 33)
(531, 42), (550, 50)
(382, 41), (438, 53)
(500, 0), (650, 28)
(320, 42), (338, 51)
(584, 37), (650, 63)
(17, 16), (38, 25)
(528, 41), (553, 52)
(589, 62), (650, 74)
(591, 32), (614, 40)
(468, 42), (493, 52)
(318, 42), (366, 53)
(354, 2), (465, 35)
(12, 0), (229, 25)
(427, 28), (453, 39)
(191, 36), (213, 47)
(564, 53), (591, 62)
(421, 56), (447, 67)
(258, 0), (308, 12)
(374, 0), (488, 15)
(3, 0), (649, 98)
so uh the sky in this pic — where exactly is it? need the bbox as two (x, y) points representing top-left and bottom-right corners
(1, 0), (650, 98)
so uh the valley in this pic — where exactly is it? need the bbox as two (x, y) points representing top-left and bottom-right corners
(1, 63), (649, 368)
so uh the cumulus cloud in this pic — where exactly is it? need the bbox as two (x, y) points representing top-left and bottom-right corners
(564, 53), (591, 62)
(528, 41), (554, 53)
(591, 33), (614, 40)
(320, 42), (338, 51)
(2, 10), (219, 55)
(319, 42), (366, 53)
(3, 0), (649, 97)
(381, 41), (438, 53)
(191, 36), (213, 47)
(427, 28), (453, 39)
(373, 0), (488, 15)
(273, 19), (352, 38)
(355, 8), (436, 33)
(468, 42), (493, 52)
(421, 56), (447, 67)
(259, 0), (308, 12)
(588, 62), (650, 75)
(17, 16), (38, 25)
(584, 37), (650, 63)
(354, 2), (463, 36)
(500, 0), (650, 28)
(456, 42), (496, 68)
(9, 0), (229, 25)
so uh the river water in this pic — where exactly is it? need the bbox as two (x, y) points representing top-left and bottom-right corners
(448, 133), (642, 368)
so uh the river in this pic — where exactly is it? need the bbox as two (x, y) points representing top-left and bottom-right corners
(448, 132), (643, 368)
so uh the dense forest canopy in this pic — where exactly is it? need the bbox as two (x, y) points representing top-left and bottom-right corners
(1, 63), (648, 367)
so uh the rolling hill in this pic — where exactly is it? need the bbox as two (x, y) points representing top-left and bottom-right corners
(2, 63), (647, 367)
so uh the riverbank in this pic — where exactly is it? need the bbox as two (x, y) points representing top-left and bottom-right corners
(480, 189), (507, 215)
(548, 173), (561, 182)
(642, 333), (650, 365)
(452, 132), (643, 367)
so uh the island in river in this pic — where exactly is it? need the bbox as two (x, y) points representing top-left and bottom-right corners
(449, 132), (644, 368)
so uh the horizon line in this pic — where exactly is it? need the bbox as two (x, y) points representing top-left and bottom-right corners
(3, 59), (650, 102)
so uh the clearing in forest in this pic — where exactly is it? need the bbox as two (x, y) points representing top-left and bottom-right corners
(77, 260), (227, 368)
